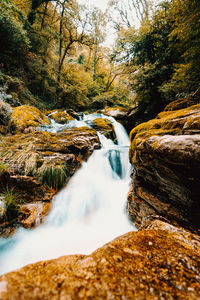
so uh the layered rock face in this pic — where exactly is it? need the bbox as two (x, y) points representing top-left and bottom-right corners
(0, 220), (199, 299)
(128, 103), (200, 228)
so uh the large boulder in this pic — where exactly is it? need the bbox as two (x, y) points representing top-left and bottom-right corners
(10, 105), (50, 132)
(0, 220), (199, 299)
(128, 103), (200, 228)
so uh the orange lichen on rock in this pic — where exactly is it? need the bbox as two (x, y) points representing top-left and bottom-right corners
(128, 102), (200, 228)
(0, 220), (200, 299)
(10, 105), (50, 132)
(92, 118), (116, 141)
(129, 104), (200, 164)
(49, 110), (74, 124)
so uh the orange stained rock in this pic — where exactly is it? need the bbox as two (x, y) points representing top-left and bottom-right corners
(0, 220), (200, 300)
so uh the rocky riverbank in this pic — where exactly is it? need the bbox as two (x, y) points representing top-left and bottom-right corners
(128, 100), (200, 228)
(0, 219), (200, 299)
(0, 105), (102, 235)
(0, 95), (200, 299)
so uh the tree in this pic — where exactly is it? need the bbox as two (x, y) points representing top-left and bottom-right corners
(108, 0), (152, 31)
(164, 0), (200, 95)
(0, 1), (30, 70)
(56, 1), (101, 84)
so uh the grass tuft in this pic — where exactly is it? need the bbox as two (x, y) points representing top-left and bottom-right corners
(1, 187), (20, 220)
(0, 139), (38, 176)
(37, 163), (68, 190)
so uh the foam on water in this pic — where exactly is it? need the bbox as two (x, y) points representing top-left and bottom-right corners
(0, 114), (136, 275)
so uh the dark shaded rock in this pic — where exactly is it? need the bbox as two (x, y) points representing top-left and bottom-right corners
(66, 109), (80, 120)
(0, 220), (200, 299)
(128, 103), (200, 228)
(0, 100), (13, 126)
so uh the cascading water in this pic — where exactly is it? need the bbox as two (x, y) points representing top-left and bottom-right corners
(0, 114), (136, 275)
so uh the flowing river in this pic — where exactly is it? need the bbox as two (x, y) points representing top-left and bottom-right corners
(0, 113), (136, 275)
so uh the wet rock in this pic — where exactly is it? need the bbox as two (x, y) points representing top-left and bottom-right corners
(91, 118), (116, 142)
(65, 109), (80, 120)
(102, 106), (128, 120)
(49, 110), (74, 124)
(0, 221), (200, 299)
(21, 202), (51, 228)
(0, 175), (56, 237)
(128, 103), (200, 227)
(10, 105), (50, 132)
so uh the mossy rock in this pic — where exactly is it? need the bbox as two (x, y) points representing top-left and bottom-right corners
(0, 128), (100, 189)
(10, 105), (50, 132)
(129, 104), (200, 164)
(102, 106), (128, 118)
(49, 110), (74, 124)
(92, 118), (116, 142)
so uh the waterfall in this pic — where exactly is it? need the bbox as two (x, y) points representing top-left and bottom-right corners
(0, 114), (136, 275)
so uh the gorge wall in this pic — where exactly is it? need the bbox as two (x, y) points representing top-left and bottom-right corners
(128, 98), (200, 229)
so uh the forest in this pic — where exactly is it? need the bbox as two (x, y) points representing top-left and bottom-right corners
(0, 0), (199, 118)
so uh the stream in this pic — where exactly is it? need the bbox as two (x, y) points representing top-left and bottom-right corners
(0, 113), (136, 275)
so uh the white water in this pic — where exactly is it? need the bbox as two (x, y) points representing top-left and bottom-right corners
(0, 114), (136, 275)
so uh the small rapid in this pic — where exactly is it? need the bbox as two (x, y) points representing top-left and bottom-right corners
(0, 113), (136, 275)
